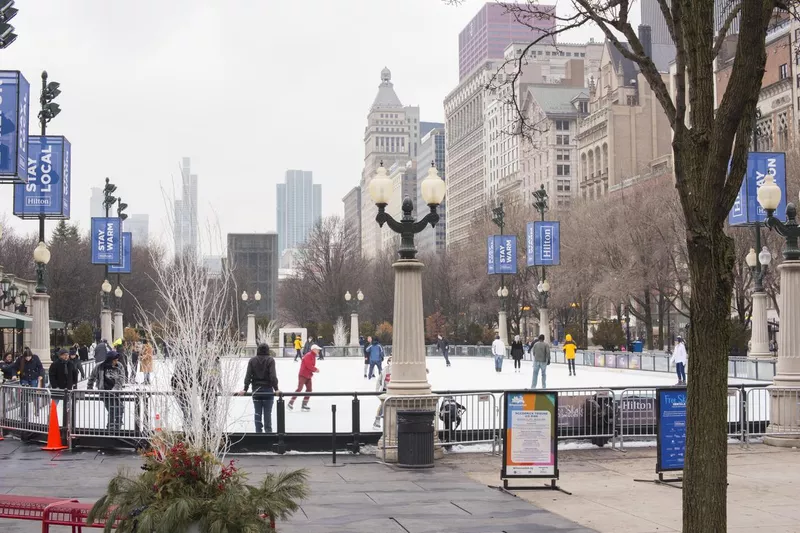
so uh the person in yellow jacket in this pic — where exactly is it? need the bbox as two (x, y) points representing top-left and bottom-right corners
(564, 334), (578, 376)
(293, 336), (303, 362)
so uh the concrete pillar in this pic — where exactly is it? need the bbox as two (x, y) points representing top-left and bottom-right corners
(101, 308), (112, 343)
(498, 310), (508, 345)
(245, 313), (257, 356)
(349, 313), (360, 347)
(765, 261), (800, 447)
(377, 260), (441, 462)
(30, 293), (50, 361)
(540, 307), (551, 343)
(113, 311), (124, 342)
(749, 292), (772, 358)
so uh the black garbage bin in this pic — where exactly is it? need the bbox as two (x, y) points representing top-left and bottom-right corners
(397, 410), (435, 469)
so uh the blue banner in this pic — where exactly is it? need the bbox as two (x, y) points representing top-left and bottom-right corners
(487, 236), (496, 274)
(657, 388), (686, 472)
(13, 136), (71, 219)
(487, 235), (517, 274)
(528, 221), (560, 266)
(91, 217), (122, 265)
(728, 152), (787, 226)
(108, 232), (132, 274)
(0, 71), (31, 184)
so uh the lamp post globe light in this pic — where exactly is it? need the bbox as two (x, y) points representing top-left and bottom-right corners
(369, 161), (445, 462)
(33, 241), (50, 293)
(345, 289), (364, 347)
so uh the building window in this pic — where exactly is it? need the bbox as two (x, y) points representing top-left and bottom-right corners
(797, 74), (800, 88)
(780, 63), (789, 80)
(556, 135), (570, 145)
(556, 120), (569, 131)
(556, 150), (570, 161)
(557, 164), (571, 176)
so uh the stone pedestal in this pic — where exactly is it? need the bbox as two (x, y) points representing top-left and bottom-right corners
(765, 261), (800, 447)
(100, 308), (112, 343)
(498, 310), (508, 345)
(113, 311), (124, 342)
(350, 313), (360, 346)
(376, 260), (442, 462)
(540, 307), (550, 343)
(245, 313), (257, 356)
(749, 292), (772, 358)
(30, 293), (50, 361)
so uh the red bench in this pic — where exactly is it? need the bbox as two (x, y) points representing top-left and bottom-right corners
(42, 501), (120, 532)
(0, 495), (77, 522)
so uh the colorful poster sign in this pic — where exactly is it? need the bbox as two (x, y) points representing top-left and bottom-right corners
(502, 391), (557, 478)
(0, 71), (31, 184)
(108, 232), (132, 273)
(657, 388), (687, 472)
(487, 235), (517, 275)
(91, 217), (122, 265)
(728, 152), (787, 226)
(527, 221), (560, 266)
(13, 135), (71, 219)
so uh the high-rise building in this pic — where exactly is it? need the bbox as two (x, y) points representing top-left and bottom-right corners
(416, 126), (446, 255)
(715, 0), (740, 37)
(174, 157), (198, 257)
(227, 233), (279, 319)
(640, 0), (675, 71)
(126, 214), (150, 245)
(458, 2), (556, 81)
(90, 187), (104, 219)
(360, 68), (419, 258)
(276, 170), (322, 255)
(342, 186), (361, 253)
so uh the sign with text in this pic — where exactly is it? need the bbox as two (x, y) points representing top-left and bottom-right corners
(656, 387), (687, 472)
(108, 232), (132, 274)
(728, 152), (787, 226)
(13, 136), (71, 219)
(501, 391), (558, 479)
(487, 235), (517, 275)
(91, 217), (122, 265)
(0, 71), (31, 184)
(527, 221), (560, 266)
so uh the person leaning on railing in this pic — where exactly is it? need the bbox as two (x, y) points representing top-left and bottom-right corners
(1, 352), (15, 382)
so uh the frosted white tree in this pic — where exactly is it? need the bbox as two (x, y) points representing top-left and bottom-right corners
(257, 319), (279, 347)
(333, 317), (348, 347)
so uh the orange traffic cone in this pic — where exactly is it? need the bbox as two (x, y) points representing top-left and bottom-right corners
(42, 400), (67, 451)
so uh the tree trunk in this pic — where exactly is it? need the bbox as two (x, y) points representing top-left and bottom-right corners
(643, 290), (653, 350)
(657, 293), (666, 351)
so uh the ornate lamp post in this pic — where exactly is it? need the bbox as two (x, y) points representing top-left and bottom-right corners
(100, 279), (112, 341)
(368, 161), (445, 462)
(496, 285), (509, 343)
(242, 290), (261, 355)
(113, 285), (124, 341)
(757, 175), (800, 445)
(345, 289), (364, 347)
(536, 279), (551, 342)
(745, 245), (773, 358)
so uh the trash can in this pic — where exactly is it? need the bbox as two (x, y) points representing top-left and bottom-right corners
(633, 341), (644, 353)
(396, 410), (435, 469)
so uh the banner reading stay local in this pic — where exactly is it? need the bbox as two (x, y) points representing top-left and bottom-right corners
(13, 135), (71, 219)
(0, 70), (31, 184)
(91, 217), (122, 265)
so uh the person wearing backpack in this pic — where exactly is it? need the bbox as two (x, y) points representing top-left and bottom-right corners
(87, 351), (126, 430)
(366, 337), (384, 379)
(239, 343), (280, 433)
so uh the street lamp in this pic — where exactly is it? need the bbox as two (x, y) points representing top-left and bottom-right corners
(15, 289), (27, 313)
(241, 290), (260, 354)
(33, 241), (50, 293)
(114, 285), (123, 310)
(345, 289), (365, 346)
(532, 185), (551, 342)
(101, 279), (112, 309)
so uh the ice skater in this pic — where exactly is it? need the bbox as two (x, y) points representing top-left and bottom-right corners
(510, 335), (524, 372)
(563, 334), (577, 376)
(372, 355), (392, 429)
(366, 337), (384, 379)
(437, 335), (451, 367)
(288, 344), (321, 411)
(671, 336), (688, 385)
(363, 336), (372, 378)
(491, 334), (505, 372)
(531, 334), (550, 388)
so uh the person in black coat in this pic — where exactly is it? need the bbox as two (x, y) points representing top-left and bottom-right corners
(510, 335), (525, 372)
(239, 343), (280, 433)
(1, 352), (15, 381)
(49, 349), (78, 390)
(69, 348), (85, 382)
(78, 343), (89, 362)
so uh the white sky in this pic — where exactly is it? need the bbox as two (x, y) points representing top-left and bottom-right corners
(0, 0), (611, 254)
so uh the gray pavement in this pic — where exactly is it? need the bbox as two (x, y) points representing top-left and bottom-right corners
(0, 440), (595, 532)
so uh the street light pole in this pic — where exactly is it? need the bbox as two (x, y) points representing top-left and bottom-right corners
(241, 290), (261, 356)
(100, 178), (117, 342)
(345, 290), (364, 347)
(749, 108), (772, 358)
(532, 185), (550, 342)
(491, 203), (508, 344)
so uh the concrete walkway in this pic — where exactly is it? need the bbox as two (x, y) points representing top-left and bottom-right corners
(455, 444), (800, 533)
(0, 441), (594, 533)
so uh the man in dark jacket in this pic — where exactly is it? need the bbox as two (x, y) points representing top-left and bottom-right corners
(49, 348), (78, 391)
(437, 335), (451, 367)
(78, 343), (89, 362)
(240, 343), (280, 433)
(94, 340), (109, 364)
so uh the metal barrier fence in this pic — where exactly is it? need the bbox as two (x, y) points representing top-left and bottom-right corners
(0, 384), (53, 436)
(436, 392), (499, 451)
(555, 388), (615, 446)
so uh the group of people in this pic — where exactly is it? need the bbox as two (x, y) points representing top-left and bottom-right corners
(361, 336), (386, 379)
(492, 333), (572, 389)
(90, 338), (155, 386)
(293, 336), (326, 362)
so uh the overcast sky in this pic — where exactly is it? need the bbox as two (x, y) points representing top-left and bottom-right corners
(1, 0), (609, 255)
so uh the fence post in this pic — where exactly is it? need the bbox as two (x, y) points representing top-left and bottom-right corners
(273, 394), (286, 455)
(350, 393), (360, 454)
(741, 387), (749, 446)
(331, 404), (337, 465)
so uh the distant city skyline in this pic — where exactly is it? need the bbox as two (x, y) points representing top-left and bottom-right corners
(276, 170), (322, 256)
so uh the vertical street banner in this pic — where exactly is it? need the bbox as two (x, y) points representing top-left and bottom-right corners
(728, 152), (787, 226)
(0, 71), (31, 184)
(487, 235), (496, 274)
(108, 232), (132, 274)
(13, 136), (71, 219)
(488, 235), (517, 275)
(501, 391), (558, 479)
(91, 217), (122, 265)
(527, 221), (560, 267)
(656, 388), (687, 472)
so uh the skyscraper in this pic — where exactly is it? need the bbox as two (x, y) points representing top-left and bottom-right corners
(276, 170), (322, 255)
(342, 186), (361, 253)
(174, 157), (198, 257)
(458, 2), (556, 80)
(126, 214), (150, 245)
(416, 125), (446, 255)
(714, 0), (740, 37)
(227, 233), (279, 319)
(640, 0), (676, 71)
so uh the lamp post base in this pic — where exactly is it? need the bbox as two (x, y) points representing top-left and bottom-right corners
(349, 313), (360, 347)
(245, 313), (257, 356)
(113, 311), (124, 342)
(100, 309), (113, 343)
(540, 307), (550, 344)
(30, 293), (50, 362)
(498, 311), (508, 345)
(749, 292), (772, 358)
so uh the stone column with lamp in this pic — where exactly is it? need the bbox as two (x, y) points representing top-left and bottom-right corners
(369, 162), (445, 462)
(113, 285), (124, 342)
(31, 242), (51, 361)
(538, 279), (551, 344)
(101, 279), (113, 342)
(345, 290), (363, 347)
(746, 246), (773, 358)
(242, 290), (260, 356)
(757, 175), (800, 446)
(497, 286), (509, 345)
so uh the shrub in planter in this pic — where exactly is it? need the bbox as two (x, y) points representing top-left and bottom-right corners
(88, 440), (308, 533)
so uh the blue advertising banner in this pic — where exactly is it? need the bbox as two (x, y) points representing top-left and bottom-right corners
(108, 232), (132, 274)
(0, 71), (31, 184)
(13, 136), (71, 219)
(91, 217), (122, 265)
(487, 235), (496, 275)
(728, 152), (787, 226)
(656, 388), (687, 472)
(528, 221), (560, 266)
(488, 235), (517, 274)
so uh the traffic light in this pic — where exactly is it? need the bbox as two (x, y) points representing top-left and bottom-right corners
(117, 198), (128, 221)
(39, 71), (61, 131)
(0, 1), (17, 49)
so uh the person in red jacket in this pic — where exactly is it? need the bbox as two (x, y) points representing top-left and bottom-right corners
(288, 344), (321, 411)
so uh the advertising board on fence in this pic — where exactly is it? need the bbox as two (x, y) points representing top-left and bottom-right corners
(108, 232), (132, 274)
(502, 391), (557, 478)
(656, 388), (687, 472)
(487, 235), (517, 275)
(13, 135), (71, 219)
(91, 217), (122, 265)
(0, 71), (31, 184)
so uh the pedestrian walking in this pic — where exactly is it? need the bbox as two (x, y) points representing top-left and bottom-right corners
(87, 351), (126, 430)
(563, 334), (577, 376)
(492, 334), (505, 372)
(49, 348), (78, 392)
(531, 334), (551, 388)
(366, 337), (385, 379)
(437, 335), (451, 367)
(293, 336), (303, 361)
(510, 335), (524, 372)
(288, 344), (321, 411)
(94, 339), (109, 364)
(240, 343), (279, 433)
(373, 355), (392, 429)
(363, 336), (372, 378)
(140, 339), (154, 385)
(69, 348), (85, 381)
(671, 336), (688, 385)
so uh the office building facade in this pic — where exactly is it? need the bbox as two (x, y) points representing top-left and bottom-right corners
(342, 186), (362, 253)
(276, 170), (322, 255)
(640, 0), (676, 71)
(174, 157), (198, 257)
(416, 126), (446, 255)
(227, 233), (279, 319)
